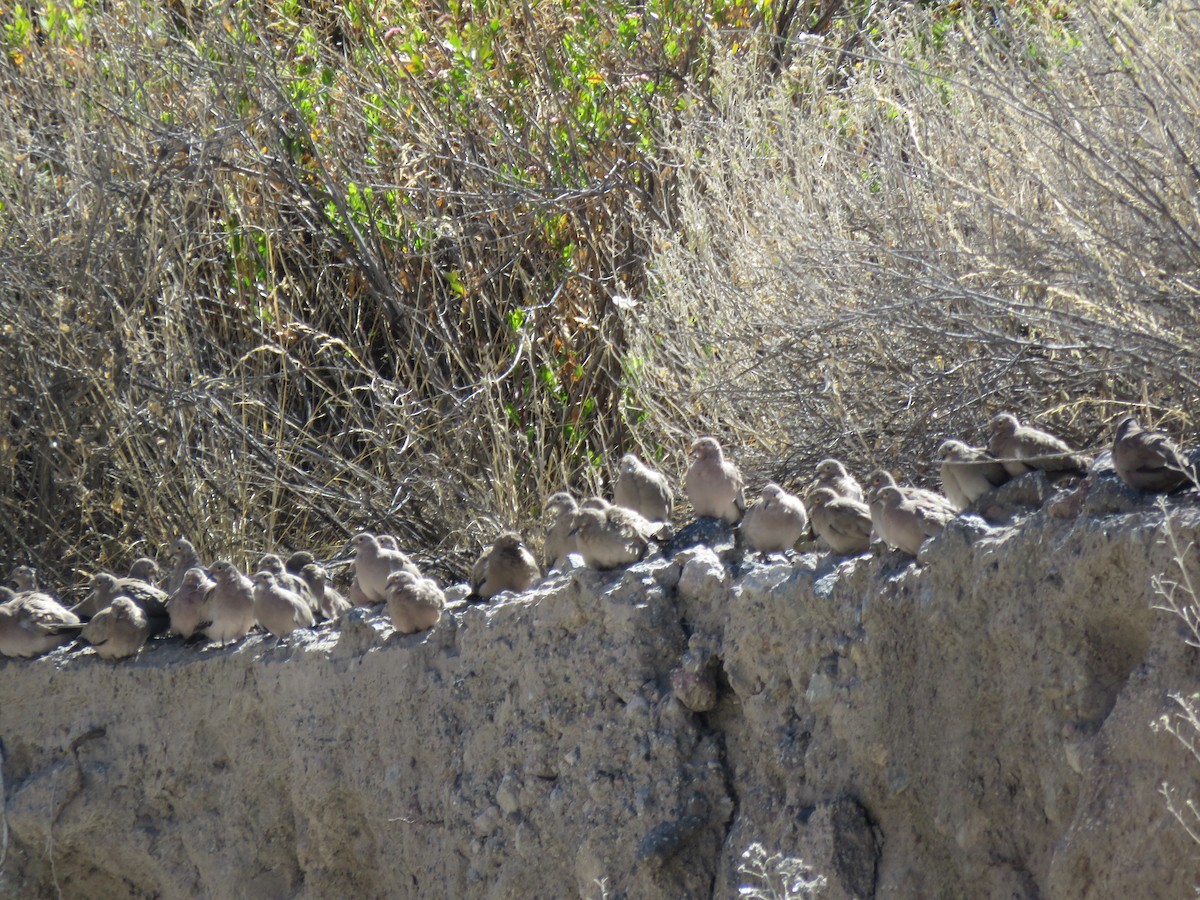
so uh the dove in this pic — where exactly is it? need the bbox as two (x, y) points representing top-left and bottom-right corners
(257, 553), (322, 620)
(874, 485), (956, 556)
(740, 483), (809, 555)
(167, 537), (206, 596)
(252, 570), (315, 638)
(935, 439), (1011, 510)
(385, 570), (445, 634)
(167, 567), (216, 639)
(298, 563), (351, 619)
(805, 488), (872, 556)
(543, 492), (580, 570)
(0, 593), (82, 658)
(73, 572), (169, 622)
(866, 470), (955, 547)
(1112, 417), (1195, 493)
(284, 550), (316, 575)
(82, 596), (152, 659)
(614, 453), (674, 523)
(571, 507), (652, 570)
(810, 459), (865, 503)
(127, 557), (161, 584)
(349, 533), (422, 605)
(202, 560), (257, 645)
(471, 533), (541, 599)
(685, 436), (746, 524)
(987, 413), (1090, 477)
(10, 565), (41, 594)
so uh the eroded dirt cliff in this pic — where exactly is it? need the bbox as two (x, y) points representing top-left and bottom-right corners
(2, 487), (1199, 898)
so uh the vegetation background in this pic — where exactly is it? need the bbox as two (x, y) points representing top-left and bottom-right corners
(1, 0), (1197, 592)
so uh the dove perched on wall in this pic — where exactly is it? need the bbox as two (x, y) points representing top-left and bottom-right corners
(810, 459), (865, 503)
(257, 553), (322, 621)
(203, 560), (257, 645)
(874, 485), (955, 556)
(935, 440), (1011, 511)
(386, 570), (445, 634)
(297, 563), (351, 620)
(740, 483), (809, 556)
(1112, 417), (1196, 493)
(685, 437), (746, 524)
(167, 537), (206, 596)
(471, 533), (541, 599)
(805, 488), (872, 556)
(83, 596), (152, 660)
(74, 572), (169, 622)
(543, 492), (580, 571)
(252, 570), (315, 638)
(987, 413), (1090, 477)
(349, 533), (422, 605)
(167, 567), (216, 639)
(0, 593), (82, 658)
(614, 453), (674, 523)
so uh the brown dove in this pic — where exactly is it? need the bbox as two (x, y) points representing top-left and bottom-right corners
(614, 453), (674, 522)
(167, 537), (206, 596)
(987, 413), (1090, 477)
(810, 459), (865, 503)
(805, 488), (872, 556)
(0, 593), (82, 658)
(935, 439), (1011, 510)
(740, 483), (809, 555)
(875, 485), (955, 556)
(203, 560), (257, 645)
(471, 533), (541, 599)
(252, 570), (315, 638)
(82, 596), (152, 660)
(1112, 417), (1195, 493)
(257, 553), (322, 620)
(685, 436), (746, 524)
(73, 572), (169, 621)
(866, 470), (954, 547)
(128, 557), (161, 584)
(385, 570), (445, 634)
(571, 506), (652, 570)
(167, 567), (216, 639)
(298, 563), (351, 619)
(543, 492), (580, 570)
(349, 533), (422, 605)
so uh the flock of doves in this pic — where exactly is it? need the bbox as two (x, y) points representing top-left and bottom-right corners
(0, 412), (1192, 663)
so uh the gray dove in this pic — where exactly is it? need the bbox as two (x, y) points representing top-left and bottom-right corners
(543, 492), (580, 570)
(740, 483), (809, 555)
(73, 572), (169, 621)
(258, 553), (322, 620)
(167, 567), (216, 639)
(685, 436), (745, 524)
(252, 570), (315, 638)
(350, 532), (421, 605)
(471, 533), (541, 599)
(385, 570), (445, 634)
(810, 458), (865, 503)
(298, 563), (351, 619)
(167, 537), (206, 596)
(1112, 416), (1195, 493)
(203, 560), (257, 645)
(805, 488), (872, 556)
(0, 593), (82, 658)
(988, 413), (1090, 477)
(875, 485), (955, 556)
(935, 439), (1011, 510)
(614, 453), (674, 522)
(83, 596), (152, 660)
